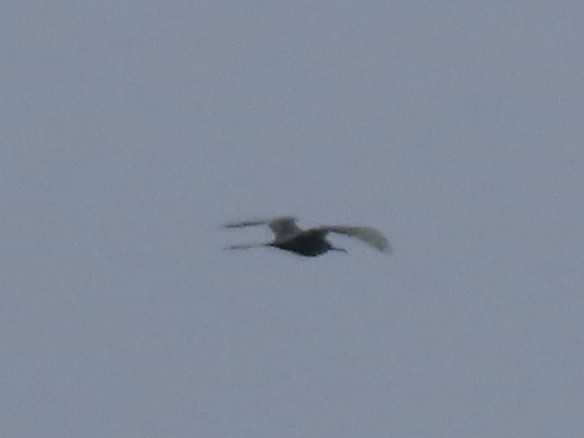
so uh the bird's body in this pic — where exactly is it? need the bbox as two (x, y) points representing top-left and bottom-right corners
(224, 216), (391, 257)
(268, 228), (341, 257)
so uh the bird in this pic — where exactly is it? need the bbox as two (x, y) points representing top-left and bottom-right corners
(224, 216), (391, 257)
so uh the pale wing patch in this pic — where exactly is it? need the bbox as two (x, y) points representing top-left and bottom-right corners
(224, 216), (300, 239)
(320, 226), (391, 253)
(267, 217), (301, 239)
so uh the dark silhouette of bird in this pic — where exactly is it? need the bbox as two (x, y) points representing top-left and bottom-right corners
(224, 216), (391, 257)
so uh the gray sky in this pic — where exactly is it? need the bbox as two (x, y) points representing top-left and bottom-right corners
(2, 2), (583, 437)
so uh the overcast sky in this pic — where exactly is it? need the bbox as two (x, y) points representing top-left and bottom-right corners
(2, 2), (584, 437)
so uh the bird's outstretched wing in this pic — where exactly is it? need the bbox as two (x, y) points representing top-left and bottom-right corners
(267, 217), (301, 239)
(224, 216), (301, 239)
(224, 243), (268, 250)
(317, 225), (391, 253)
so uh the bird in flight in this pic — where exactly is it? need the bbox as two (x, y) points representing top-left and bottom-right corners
(224, 216), (391, 257)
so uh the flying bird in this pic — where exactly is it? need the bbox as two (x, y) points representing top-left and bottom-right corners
(224, 216), (391, 257)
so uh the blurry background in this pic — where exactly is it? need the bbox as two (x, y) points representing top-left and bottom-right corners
(1, 1), (583, 437)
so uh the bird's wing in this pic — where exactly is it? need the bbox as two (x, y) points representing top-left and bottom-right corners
(317, 225), (391, 253)
(224, 216), (301, 239)
(224, 219), (270, 228)
(267, 217), (301, 239)
(224, 243), (268, 250)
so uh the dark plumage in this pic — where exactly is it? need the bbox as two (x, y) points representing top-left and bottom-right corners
(224, 216), (391, 257)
